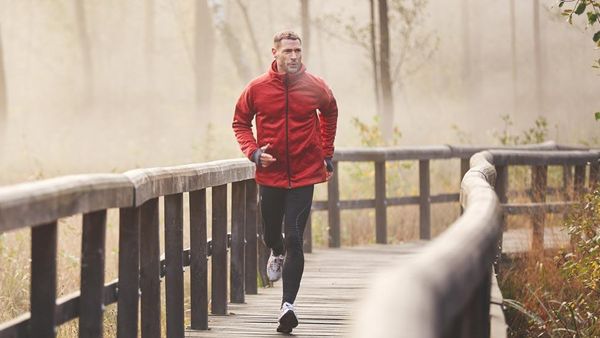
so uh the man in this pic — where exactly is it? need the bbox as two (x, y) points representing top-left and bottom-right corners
(232, 30), (338, 333)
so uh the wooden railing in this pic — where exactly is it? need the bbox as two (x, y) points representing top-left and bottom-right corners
(352, 149), (599, 338)
(0, 143), (598, 338)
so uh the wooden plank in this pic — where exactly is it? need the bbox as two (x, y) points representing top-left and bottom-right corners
(211, 185), (228, 315)
(244, 180), (259, 294)
(79, 210), (107, 338)
(531, 165), (547, 251)
(327, 163), (341, 248)
(231, 181), (246, 303)
(419, 160), (431, 240)
(562, 165), (573, 201)
(165, 193), (184, 338)
(574, 165), (585, 198)
(189, 189), (208, 330)
(256, 200), (270, 287)
(430, 193), (460, 204)
(30, 221), (58, 338)
(375, 161), (387, 244)
(140, 198), (161, 338)
(502, 201), (576, 215)
(489, 150), (597, 166)
(117, 207), (140, 338)
(589, 161), (599, 190)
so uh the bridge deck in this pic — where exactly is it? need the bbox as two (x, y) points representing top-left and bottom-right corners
(186, 243), (425, 337)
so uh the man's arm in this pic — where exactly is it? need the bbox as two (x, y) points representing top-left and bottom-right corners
(318, 84), (338, 163)
(232, 86), (259, 161)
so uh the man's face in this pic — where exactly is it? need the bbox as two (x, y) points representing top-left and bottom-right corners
(272, 39), (302, 74)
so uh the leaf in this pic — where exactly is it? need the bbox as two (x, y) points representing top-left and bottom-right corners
(559, 1), (565, 7)
(575, 2), (587, 15)
(588, 12), (599, 24)
(595, 112), (600, 121)
(594, 30), (600, 43)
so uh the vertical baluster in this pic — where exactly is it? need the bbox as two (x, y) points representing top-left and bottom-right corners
(375, 161), (387, 244)
(117, 207), (140, 338)
(231, 181), (246, 303)
(590, 160), (599, 190)
(460, 158), (470, 215)
(419, 160), (431, 240)
(212, 185), (228, 315)
(574, 165), (586, 198)
(80, 210), (107, 338)
(140, 198), (161, 338)
(256, 199), (270, 287)
(495, 165), (508, 274)
(327, 161), (341, 247)
(563, 165), (573, 201)
(30, 221), (57, 338)
(164, 193), (184, 338)
(531, 165), (547, 251)
(303, 214), (312, 254)
(190, 189), (208, 330)
(244, 180), (258, 294)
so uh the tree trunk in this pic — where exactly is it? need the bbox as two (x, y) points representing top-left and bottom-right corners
(370, 0), (381, 116)
(461, 0), (471, 85)
(509, 0), (517, 116)
(533, 0), (543, 116)
(235, 0), (262, 74)
(195, 0), (215, 116)
(73, 0), (94, 108)
(300, 0), (310, 62)
(0, 24), (7, 129)
(378, 0), (394, 141)
(145, 0), (155, 90)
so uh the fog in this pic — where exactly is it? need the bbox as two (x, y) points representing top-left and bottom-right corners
(0, 0), (598, 184)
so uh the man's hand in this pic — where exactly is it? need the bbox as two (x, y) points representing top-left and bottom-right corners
(258, 144), (276, 168)
(324, 158), (334, 181)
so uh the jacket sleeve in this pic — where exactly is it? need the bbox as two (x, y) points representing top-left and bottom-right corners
(232, 85), (259, 160)
(318, 83), (338, 158)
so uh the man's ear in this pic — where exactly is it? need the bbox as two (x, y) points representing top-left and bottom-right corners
(271, 47), (277, 58)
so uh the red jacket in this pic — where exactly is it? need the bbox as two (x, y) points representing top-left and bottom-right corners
(233, 61), (338, 188)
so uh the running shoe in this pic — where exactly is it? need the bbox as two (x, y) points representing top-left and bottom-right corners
(277, 302), (298, 333)
(267, 253), (284, 282)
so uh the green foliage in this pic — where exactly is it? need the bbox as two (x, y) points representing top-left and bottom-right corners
(558, 0), (600, 66)
(351, 116), (402, 147)
(595, 112), (600, 121)
(503, 189), (600, 336)
(493, 114), (549, 146)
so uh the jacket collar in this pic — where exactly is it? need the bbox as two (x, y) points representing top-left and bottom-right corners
(268, 60), (306, 82)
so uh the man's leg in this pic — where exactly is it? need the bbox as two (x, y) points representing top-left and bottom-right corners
(281, 184), (314, 305)
(259, 185), (286, 256)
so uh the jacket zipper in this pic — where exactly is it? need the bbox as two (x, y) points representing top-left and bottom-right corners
(284, 74), (292, 188)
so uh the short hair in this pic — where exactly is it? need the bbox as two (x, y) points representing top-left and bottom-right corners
(273, 30), (302, 47)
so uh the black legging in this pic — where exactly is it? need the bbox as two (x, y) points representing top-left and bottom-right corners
(260, 184), (314, 305)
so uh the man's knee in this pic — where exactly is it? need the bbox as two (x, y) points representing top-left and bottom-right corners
(284, 235), (303, 253)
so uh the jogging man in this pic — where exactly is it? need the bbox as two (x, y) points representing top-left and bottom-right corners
(232, 30), (338, 333)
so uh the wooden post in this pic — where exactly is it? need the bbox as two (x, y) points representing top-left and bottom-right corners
(244, 180), (258, 294)
(30, 221), (57, 338)
(164, 193), (184, 338)
(531, 165), (547, 251)
(256, 199), (270, 287)
(495, 165), (508, 274)
(303, 214), (312, 253)
(211, 185), (228, 315)
(140, 197), (161, 338)
(375, 161), (387, 244)
(563, 165), (573, 201)
(117, 207), (140, 338)
(591, 160), (599, 190)
(327, 162), (341, 247)
(419, 160), (431, 240)
(460, 158), (470, 215)
(189, 189), (208, 330)
(574, 165), (585, 198)
(80, 210), (107, 338)
(231, 181), (246, 303)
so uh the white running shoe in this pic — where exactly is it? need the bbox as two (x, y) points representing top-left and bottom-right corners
(267, 253), (285, 282)
(277, 302), (298, 333)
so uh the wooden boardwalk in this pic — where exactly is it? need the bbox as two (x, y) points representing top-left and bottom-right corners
(186, 243), (426, 337)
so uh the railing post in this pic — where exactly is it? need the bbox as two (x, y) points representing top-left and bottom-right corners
(375, 161), (387, 244)
(244, 180), (258, 294)
(563, 165), (573, 201)
(419, 160), (431, 240)
(30, 221), (57, 338)
(164, 193), (184, 338)
(327, 161), (341, 247)
(256, 200), (270, 287)
(495, 165), (508, 274)
(189, 189), (208, 330)
(591, 160), (599, 191)
(211, 185), (228, 315)
(140, 197), (161, 338)
(231, 181), (246, 303)
(460, 158), (470, 215)
(303, 214), (312, 253)
(574, 165), (585, 198)
(117, 207), (140, 338)
(79, 210), (107, 338)
(531, 165), (547, 251)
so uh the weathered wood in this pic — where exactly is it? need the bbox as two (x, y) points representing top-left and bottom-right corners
(332, 145), (452, 162)
(531, 165), (547, 251)
(211, 185), (228, 315)
(30, 221), (58, 338)
(489, 150), (598, 166)
(165, 193), (184, 338)
(0, 174), (133, 233)
(419, 160), (431, 240)
(327, 162), (341, 248)
(502, 201), (576, 215)
(574, 165), (586, 198)
(79, 210), (107, 338)
(303, 214), (312, 254)
(562, 165), (573, 201)
(189, 189), (208, 330)
(231, 181), (246, 303)
(256, 200), (270, 287)
(244, 180), (259, 294)
(117, 207), (140, 338)
(495, 165), (508, 274)
(375, 161), (387, 244)
(140, 198), (161, 338)
(590, 160), (599, 190)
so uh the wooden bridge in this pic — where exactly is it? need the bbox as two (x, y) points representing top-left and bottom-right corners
(0, 142), (598, 338)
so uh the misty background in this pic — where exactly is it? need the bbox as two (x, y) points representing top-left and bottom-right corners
(0, 0), (598, 185)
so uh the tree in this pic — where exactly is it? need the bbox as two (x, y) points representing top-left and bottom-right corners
(0, 24), (6, 130)
(378, 0), (394, 140)
(195, 0), (215, 116)
(301, 0), (311, 61)
(533, 0), (544, 117)
(73, 0), (94, 108)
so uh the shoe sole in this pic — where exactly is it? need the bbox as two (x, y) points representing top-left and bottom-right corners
(277, 310), (298, 333)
